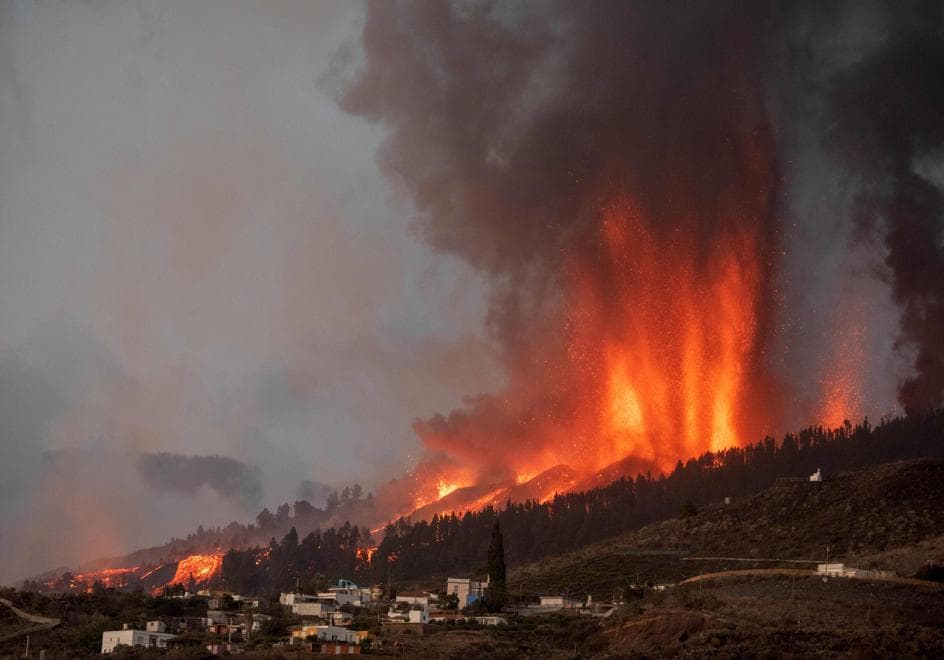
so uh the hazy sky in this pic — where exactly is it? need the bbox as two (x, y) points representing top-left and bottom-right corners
(0, 0), (500, 580)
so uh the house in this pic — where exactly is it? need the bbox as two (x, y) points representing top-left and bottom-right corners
(290, 624), (322, 642)
(446, 577), (488, 607)
(474, 616), (506, 626)
(538, 595), (578, 608)
(290, 624), (364, 645)
(816, 563), (890, 578)
(292, 600), (336, 618)
(810, 468), (823, 482)
(408, 608), (429, 624)
(280, 592), (317, 606)
(101, 623), (175, 653)
(319, 643), (361, 655)
(429, 613), (469, 624)
(327, 610), (354, 627)
(317, 625), (362, 644)
(320, 588), (364, 607)
(206, 610), (235, 625)
(395, 592), (437, 609)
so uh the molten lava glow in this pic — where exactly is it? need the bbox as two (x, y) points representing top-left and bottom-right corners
(356, 546), (377, 564)
(818, 299), (867, 428)
(576, 201), (764, 470)
(437, 480), (459, 500)
(169, 552), (223, 586)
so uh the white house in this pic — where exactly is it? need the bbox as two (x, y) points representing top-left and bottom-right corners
(817, 563), (869, 578)
(101, 623), (175, 653)
(318, 589), (357, 607)
(314, 625), (361, 644)
(327, 611), (353, 627)
(292, 600), (336, 618)
(809, 468), (823, 482)
(408, 608), (429, 624)
(474, 616), (507, 626)
(538, 595), (579, 608)
(396, 592), (437, 609)
(280, 592), (317, 606)
(446, 577), (488, 607)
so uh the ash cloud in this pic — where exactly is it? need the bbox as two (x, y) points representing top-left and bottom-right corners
(819, 1), (944, 413)
(343, 1), (783, 474)
(137, 453), (262, 508)
(343, 0), (943, 480)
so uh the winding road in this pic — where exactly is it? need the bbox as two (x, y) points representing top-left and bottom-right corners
(0, 597), (59, 643)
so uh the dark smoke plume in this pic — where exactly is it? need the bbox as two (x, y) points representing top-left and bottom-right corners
(137, 452), (262, 508)
(343, 0), (782, 477)
(823, 1), (944, 413)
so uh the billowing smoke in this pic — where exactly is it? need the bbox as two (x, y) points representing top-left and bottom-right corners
(342, 0), (942, 503)
(822, 1), (944, 413)
(137, 453), (262, 508)
(343, 1), (782, 487)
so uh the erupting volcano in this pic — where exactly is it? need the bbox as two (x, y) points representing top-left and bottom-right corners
(348, 2), (794, 516)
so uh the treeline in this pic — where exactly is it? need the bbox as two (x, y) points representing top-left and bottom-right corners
(221, 523), (375, 595)
(224, 411), (943, 591)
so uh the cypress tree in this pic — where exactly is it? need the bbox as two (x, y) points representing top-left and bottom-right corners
(486, 518), (507, 611)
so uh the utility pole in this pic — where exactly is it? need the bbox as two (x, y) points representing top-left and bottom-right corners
(24, 634), (29, 659)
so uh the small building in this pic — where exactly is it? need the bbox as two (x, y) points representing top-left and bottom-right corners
(317, 625), (362, 644)
(292, 600), (336, 618)
(101, 623), (175, 653)
(146, 621), (167, 633)
(290, 624), (362, 645)
(816, 564), (872, 578)
(810, 468), (823, 482)
(474, 616), (506, 626)
(396, 592), (437, 609)
(327, 610), (354, 627)
(280, 592), (317, 606)
(446, 577), (488, 607)
(538, 595), (579, 609)
(320, 588), (364, 607)
(408, 608), (429, 624)
(319, 643), (361, 655)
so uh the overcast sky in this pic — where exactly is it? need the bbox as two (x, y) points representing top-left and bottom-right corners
(0, 0), (501, 580)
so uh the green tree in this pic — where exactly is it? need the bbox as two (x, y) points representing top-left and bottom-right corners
(486, 519), (507, 611)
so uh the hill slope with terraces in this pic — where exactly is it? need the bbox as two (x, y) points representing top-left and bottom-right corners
(508, 459), (944, 599)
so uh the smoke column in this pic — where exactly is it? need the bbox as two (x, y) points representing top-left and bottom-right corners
(343, 1), (783, 494)
(822, 1), (944, 413)
(343, 0), (944, 507)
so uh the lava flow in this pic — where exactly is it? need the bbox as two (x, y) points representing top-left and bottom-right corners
(167, 552), (224, 587)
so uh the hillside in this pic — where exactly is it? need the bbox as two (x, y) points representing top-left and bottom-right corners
(509, 459), (944, 599)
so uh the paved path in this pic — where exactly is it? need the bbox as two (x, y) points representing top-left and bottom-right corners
(679, 568), (944, 589)
(0, 597), (59, 643)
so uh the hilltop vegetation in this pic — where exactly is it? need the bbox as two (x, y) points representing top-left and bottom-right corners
(29, 410), (944, 597)
(224, 411), (943, 593)
(508, 459), (944, 599)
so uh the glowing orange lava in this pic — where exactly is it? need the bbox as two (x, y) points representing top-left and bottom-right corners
(437, 481), (459, 499)
(567, 200), (765, 473)
(356, 546), (377, 564)
(169, 552), (223, 586)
